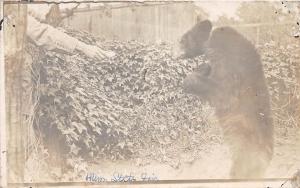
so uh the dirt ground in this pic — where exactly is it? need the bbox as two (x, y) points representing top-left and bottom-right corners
(23, 125), (300, 184)
(84, 127), (300, 181)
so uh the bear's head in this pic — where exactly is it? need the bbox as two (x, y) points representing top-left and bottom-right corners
(180, 20), (212, 58)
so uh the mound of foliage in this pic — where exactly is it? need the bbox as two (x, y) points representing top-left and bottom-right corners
(29, 29), (218, 172)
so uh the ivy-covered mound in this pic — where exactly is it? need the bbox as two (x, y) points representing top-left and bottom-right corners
(29, 29), (218, 169)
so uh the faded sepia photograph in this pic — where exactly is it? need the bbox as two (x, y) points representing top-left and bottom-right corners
(1, 1), (300, 187)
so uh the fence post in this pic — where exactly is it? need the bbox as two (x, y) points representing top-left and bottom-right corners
(0, 1), (7, 187)
(3, 3), (27, 183)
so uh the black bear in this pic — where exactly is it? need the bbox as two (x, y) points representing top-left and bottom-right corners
(181, 20), (273, 178)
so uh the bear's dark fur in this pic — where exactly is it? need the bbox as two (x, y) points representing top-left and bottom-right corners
(182, 20), (273, 178)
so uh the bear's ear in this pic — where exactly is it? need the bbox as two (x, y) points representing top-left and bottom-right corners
(196, 20), (213, 33)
